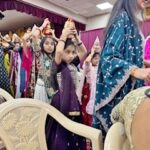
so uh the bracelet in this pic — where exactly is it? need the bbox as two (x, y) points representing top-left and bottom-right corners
(131, 68), (138, 77)
(77, 42), (82, 46)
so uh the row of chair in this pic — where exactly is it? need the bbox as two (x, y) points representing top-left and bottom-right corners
(0, 88), (129, 150)
(0, 88), (107, 150)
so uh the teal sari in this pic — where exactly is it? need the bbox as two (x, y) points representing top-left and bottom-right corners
(93, 10), (144, 137)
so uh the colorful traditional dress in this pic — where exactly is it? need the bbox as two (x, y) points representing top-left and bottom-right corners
(29, 40), (57, 103)
(144, 36), (150, 60)
(46, 57), (86, 150)
(20, 47), (33, 97)
(35, 52), (57, 103)
(0, 47), (11, 93)
(82, 62), (98, 126)
(81, 81), (91, 126)
(10, 47), (22, 98)
(144, 36), (150, 86)
(93, 9), (144, 137)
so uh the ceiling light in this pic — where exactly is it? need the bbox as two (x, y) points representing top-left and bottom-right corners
(96, 2), (113, 10)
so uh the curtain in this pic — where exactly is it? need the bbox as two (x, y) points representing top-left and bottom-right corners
(0, 0), (85, 32)
(80, 28), (104, 52)
(80, 19), (150, 52)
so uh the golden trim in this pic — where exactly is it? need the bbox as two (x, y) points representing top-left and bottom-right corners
(69, 111), (80, 116)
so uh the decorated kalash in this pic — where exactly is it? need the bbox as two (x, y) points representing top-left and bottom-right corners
(64, 18), (76, 29)
(42, 21), (53, 36)
(64, 18), (76, 39)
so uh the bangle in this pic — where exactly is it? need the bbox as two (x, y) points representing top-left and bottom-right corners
(131, 68), (138, 77)
(77, 42), (82, 46)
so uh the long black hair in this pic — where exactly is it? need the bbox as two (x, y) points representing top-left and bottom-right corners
(64, 38), (76, 50)
(104, 0), (142, 41)
(40, 36), (56, 56)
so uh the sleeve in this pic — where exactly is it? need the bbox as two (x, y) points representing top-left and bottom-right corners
(94, 12), (138, 111)
(50, 61), (60, 90)
(82, 62), (92, 84)
(82, 62), (91, 74)
(100, 12), (137, 87)
(52, 61), (63, 73)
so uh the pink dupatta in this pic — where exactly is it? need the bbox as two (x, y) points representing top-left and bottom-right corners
(21, 47), (32, 96)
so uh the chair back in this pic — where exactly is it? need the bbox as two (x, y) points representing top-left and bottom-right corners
(0, 98), (102, 150)
(104, 122), (130, 150)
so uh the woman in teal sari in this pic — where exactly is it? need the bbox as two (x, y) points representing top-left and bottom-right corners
(93, 0), (150, 137)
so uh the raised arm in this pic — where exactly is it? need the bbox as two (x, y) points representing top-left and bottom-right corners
(73, 30), (87, 61)
(55, 28), (73, 65)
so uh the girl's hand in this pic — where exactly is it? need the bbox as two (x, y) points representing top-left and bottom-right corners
(31, 24), (41, 38)
(72, 29), (78, 36)
(61, 28), (74, 39)
(51, 29), (56, 38)
(12, 33), (21, 43)
(132, 68), (150, 82)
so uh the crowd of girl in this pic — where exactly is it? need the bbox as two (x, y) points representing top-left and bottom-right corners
(0, 18), (101, 150)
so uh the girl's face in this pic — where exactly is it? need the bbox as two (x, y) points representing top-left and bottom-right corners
(43, 38), (55, 54)
(14, 38), (21, 43)
(26, 39), (32, 47)
(62, 45), (76, 64)
(14, 42), (21, 51)
(27, 27), (32, 33)
(137, 0), (149, 10)
(91, 54), (100, 66)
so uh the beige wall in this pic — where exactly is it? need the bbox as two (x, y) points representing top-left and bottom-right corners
(86, 13), (110, 30)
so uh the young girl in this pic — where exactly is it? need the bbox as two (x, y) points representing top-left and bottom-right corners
(29, 19), (58, 103)
(82, 51), (100, 126)
(46, 23), (87, 150)
(0, 34), (11, 93)
(10, 33), (23, 98)
(33, 36), (57, 103)
(19, 28), (33, 97)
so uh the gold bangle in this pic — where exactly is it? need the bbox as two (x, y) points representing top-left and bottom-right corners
(131, 68), (138, 77)
(77, 42), (82, 46)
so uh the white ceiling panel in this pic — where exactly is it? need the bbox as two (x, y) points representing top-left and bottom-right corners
(47, 0), (117, 17)
(0, 0), (117, 32)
